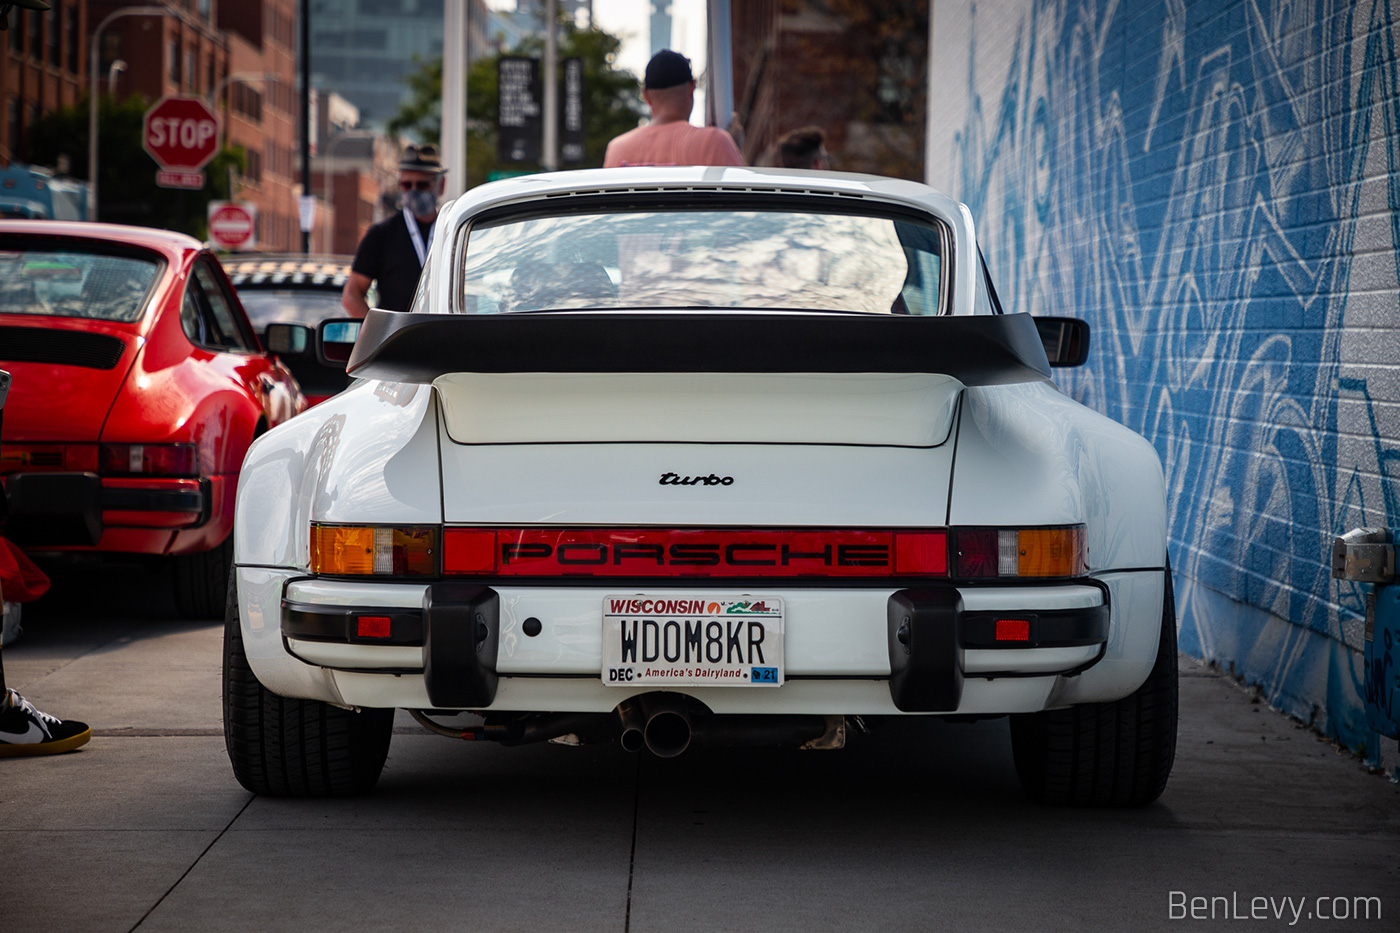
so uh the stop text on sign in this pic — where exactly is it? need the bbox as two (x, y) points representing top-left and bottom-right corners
(148, 117), (216, 152)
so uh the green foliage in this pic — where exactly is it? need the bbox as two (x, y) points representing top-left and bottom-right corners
(388, 24), (644, 188)
(23, 94), (246, 238)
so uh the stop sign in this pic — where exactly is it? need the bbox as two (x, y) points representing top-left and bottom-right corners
(143, 97), (219, 171)
(207, 201), (257, 251)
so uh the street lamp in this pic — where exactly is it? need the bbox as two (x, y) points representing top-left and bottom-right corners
(87, 5), (171, 220)
(107, 60), (126, 95)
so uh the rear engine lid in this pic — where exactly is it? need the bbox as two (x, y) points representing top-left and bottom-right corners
(436, 371), (961, 446)
(0, 320), (136, 442)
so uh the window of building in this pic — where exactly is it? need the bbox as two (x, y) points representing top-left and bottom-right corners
(25, 8), (40, 59)
(47, 4), (61, 66)
(8, 14), (21, 53)
(168, 38), (180, 84)
(185, 47), (196, 91)
(6, 98), (20, 154)
(65, 3), (78, 73)
(246, 149), (262, 181)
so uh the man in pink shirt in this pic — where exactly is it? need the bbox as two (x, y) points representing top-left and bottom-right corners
(604, 50), (745, 168)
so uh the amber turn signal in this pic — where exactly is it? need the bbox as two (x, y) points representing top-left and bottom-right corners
(309, 523), (438, 576)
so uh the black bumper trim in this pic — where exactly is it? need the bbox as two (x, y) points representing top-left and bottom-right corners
(282, 600), (425, 645)
(100, 486), (205, 514)
(3, 472), (103, 546)
(422, 583), (501, 708)
(887, 588), (964, 712)
(960, 604), (1110, 648)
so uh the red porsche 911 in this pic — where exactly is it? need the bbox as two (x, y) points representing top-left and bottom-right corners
(0, 221), (304, 617)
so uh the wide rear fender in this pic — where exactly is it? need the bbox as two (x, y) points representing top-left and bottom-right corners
(233, 380), (441, 569)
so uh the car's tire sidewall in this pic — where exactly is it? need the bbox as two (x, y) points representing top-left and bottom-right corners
(1009, 567), (1179, 807)
(222, 569), (394, 797)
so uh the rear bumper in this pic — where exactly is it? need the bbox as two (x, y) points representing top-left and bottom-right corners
(3, 471), (209, 547)
(239, 568), (1162, 715)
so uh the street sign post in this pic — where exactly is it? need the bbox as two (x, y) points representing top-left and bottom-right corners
(143, 97), (219, 190)
(207, 200), (258, 251)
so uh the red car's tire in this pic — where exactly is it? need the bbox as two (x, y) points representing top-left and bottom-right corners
(222, 571), (393, 797)
(1009, 567), (1179, 807)
(172, 534), (233, 619)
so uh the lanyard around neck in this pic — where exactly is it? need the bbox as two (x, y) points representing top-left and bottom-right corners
(403, 207), (434, 267)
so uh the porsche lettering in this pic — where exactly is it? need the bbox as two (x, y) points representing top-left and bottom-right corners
(501, 541), (890, 568)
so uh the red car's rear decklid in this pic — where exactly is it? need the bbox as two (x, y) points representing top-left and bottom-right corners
(0, 319), (138, 441)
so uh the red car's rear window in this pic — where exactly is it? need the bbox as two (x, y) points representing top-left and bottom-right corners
(0, 244), (161, 323)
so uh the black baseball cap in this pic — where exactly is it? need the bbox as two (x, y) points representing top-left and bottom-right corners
(644, 49), (693, 90)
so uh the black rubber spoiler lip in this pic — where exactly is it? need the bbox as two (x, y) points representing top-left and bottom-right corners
(346, 309), (1052, 384)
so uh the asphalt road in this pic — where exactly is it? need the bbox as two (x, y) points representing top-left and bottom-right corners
(3, 559), (1396, 933)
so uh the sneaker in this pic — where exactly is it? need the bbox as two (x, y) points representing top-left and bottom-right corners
(0, 690), (91, 757)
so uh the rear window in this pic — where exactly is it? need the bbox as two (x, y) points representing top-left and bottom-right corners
(459, 203), (948, 315)
(0, 244), (161, 323)
(237, 289), (345, 329)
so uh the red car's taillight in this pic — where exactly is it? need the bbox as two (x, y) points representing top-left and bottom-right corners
(99, 443), (199, 477)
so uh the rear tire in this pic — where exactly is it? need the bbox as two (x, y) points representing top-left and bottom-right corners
(1009, 568), (1178, 807)
(222, 571), (393, 796)
(173, 535), (233, 619)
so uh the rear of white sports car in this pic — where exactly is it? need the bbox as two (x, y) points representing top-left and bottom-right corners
(227, 169), (1176, 805)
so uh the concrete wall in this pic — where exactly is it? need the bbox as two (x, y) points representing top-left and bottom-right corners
(927, 0), (1400, 774)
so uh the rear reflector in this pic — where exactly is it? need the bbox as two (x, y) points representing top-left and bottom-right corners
(443, 527), (949, 579)
(995, 618), (1031, 641)
(356, 616), (392, 638)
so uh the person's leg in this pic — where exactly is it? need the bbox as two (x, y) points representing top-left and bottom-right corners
(0, 602), (91, 757)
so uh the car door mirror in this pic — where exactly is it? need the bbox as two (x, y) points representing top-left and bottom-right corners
(1035, 316), (1090, 367)
(317, 318), (363, 366)
(264, 323), (313, 356)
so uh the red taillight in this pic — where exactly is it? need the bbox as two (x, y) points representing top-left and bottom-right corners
(99, 443), (199, 477)
(995, 618), (1031, 642)
(443, 529), (497, 574)
(0, 444), (99, 473)
(893, 531), (948, 575)
(443, 527), (951, 579)
(356, 616), (392, 638)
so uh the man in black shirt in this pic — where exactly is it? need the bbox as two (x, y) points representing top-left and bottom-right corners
(342, 144), (446, 315)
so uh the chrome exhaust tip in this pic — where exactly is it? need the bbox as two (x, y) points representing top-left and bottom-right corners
(643, 706), (692, 758)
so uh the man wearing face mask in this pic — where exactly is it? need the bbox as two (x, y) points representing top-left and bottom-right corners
(342, 144), (446, 316)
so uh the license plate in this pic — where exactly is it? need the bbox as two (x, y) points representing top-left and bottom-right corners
(602, 596), (784, 687)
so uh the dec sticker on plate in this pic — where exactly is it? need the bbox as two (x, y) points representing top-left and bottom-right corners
(602, 596), (784, 687)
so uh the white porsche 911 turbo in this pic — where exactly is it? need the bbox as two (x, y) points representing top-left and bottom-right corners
(225, 166), (1176, 806)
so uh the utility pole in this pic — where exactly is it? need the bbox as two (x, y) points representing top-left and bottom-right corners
(441, 0), (466, 199)
(542, 0), (558, 171)
(299, 0), (311, 253)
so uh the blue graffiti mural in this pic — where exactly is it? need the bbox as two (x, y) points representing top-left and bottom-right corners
(938, 0), (1400, 769)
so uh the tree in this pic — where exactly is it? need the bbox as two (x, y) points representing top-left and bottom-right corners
(388, 23), (644, 188)
(24, 94), (245, 237)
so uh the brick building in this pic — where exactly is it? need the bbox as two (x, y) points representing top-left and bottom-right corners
(215, 0), (314, 252)
(729, 1), (927, 179)
(0, 2), (86, 168)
